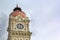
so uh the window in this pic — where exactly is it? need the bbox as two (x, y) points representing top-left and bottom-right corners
(12, 32), (15, 35)
(24, 28), (26, 30)
(16, 33), (18, 35)
(19, 33), (20, 35)
(24, 33), (26, 36)
(15, 28), (16, 29)
(27, 24), (28, 27)
(22, 33), (23, 35)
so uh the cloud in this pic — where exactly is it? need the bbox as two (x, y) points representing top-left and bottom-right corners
(0, 0), (60, 40)
(0, 12), (8, 40)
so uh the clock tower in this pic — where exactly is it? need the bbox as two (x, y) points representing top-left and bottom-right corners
(7, 5), (32, 40)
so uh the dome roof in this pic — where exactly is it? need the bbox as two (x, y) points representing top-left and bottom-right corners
(11, 11), (26, 18)
(10, 5), (26, 18)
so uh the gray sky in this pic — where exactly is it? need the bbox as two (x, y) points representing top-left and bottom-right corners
(0, 0), (60, 40)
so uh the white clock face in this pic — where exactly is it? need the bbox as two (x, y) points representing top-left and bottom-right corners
(17, 24), (24, 29)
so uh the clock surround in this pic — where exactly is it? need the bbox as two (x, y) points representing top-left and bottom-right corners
(17, 24), (24, 29)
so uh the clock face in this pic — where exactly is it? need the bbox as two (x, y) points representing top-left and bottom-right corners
(17, 24), (24, 29)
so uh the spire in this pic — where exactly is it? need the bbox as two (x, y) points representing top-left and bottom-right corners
(13, 4), (22, 11)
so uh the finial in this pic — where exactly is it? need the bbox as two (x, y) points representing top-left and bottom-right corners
(16, 4), (18, 7)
